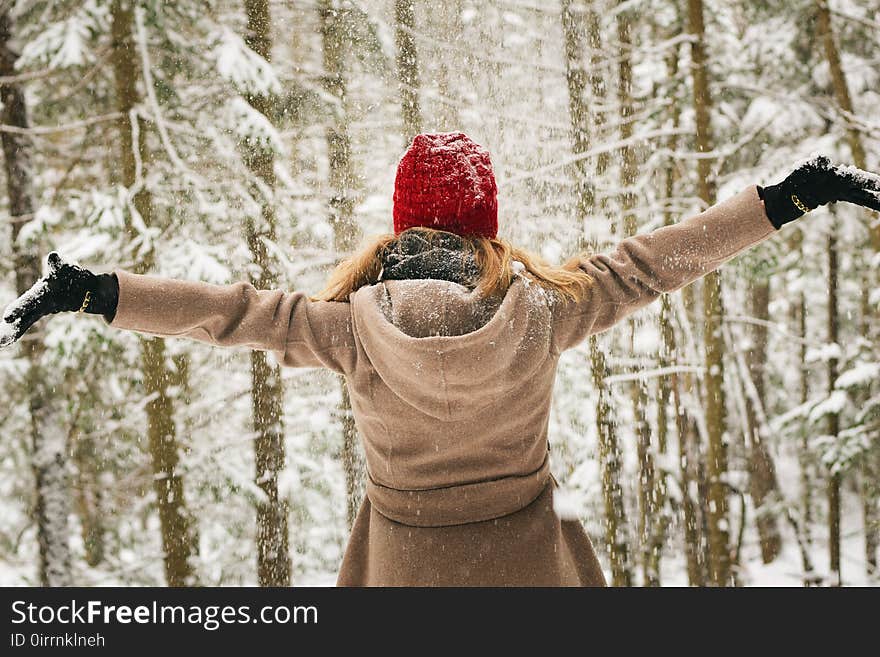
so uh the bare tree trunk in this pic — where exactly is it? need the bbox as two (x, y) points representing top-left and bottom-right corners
(744, 280), (783, 563)
(826, 213), (842, 587)
(858, 277), (879, 578)
(0, 9), (73, 586)
(787, 229), (814, 549)
(799, 298), (814, 547)
(815, 2), (868, 186)
(655, 33), (705, 587)
(561, 0), (593, 239)
(561, 0), (632, 586)
(73, 426), (105, 567)
(686, 0), (731, 587)
(395, 0), (422, 143)
(616, 5), (659, 586)
(815, 0), (878, 579)
(111, 0), (198, 587)
(827, 471), (841, 586)
(241, 0), (291, 587)
(319, 0), (364, 529)
(586, 10), (610, 229)
(862, 457), (880, 578)
(654, 39), (694, 588)
(591, 341), (632, 586)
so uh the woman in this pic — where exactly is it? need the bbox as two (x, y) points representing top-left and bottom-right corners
(2, 132), (879, 586)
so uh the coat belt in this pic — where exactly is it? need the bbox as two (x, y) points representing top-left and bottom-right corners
(365, 455), (552, 527)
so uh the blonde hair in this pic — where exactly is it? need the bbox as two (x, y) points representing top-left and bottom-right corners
(310, 226), (593, 304)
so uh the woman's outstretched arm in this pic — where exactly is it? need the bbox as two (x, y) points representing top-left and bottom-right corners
(1, 254), (357, 374)
(550, 156), (880, 353)
(105, 270), (357, 373)
(551, 185), (774, 352)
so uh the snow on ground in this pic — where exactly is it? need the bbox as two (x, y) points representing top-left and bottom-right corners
(657, 485), (875, 587)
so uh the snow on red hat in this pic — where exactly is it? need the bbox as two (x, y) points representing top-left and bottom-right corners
(393, 132), (498, 239)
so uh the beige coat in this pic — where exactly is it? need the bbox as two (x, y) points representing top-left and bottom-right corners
(103, 185), (777, 586)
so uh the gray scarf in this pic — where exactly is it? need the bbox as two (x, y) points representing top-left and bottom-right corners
(378, 231), (481, 288)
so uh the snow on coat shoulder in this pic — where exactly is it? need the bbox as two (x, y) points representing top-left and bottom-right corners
(349, 275), (555, 423)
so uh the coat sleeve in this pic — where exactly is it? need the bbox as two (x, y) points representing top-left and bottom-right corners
(102, 270), (357, 374)
(551, 185), (778, 353)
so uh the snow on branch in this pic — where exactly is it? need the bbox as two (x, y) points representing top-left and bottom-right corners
(603, 364), (705, 384)
(212, 26), (281, 97)
(225, 97), (285, 155)
(17, 1), (108, 70)
(0, 112), (124, 135)
(834, 361), (880, 389)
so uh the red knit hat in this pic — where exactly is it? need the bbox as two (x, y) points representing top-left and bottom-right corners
(393, 132), (498, 239)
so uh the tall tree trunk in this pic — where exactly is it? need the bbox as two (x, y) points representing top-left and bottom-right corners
(814, 2), (868, 186)
(672, 14), (700, 445)
(799, 293), (814, 547)
(815, 0), (878, 579)
(241, 0), (291, 587)
(395, 0), (422, 143)
(862, 456), (880, 578)
(861, 256), (879, 577)
(586, 9), (610, 227)
(0, 9), (73, 586)
(561, 0), (632, 586)
(73, 426), (105, 567)
(591, 342), (632, 586)
(657, 36), (705, 586)
(655, 32), (680, 587)
(826, 213), (842, 587)
(744, 280), (783, 563)
(319, 0), (364, 529)
(111, 0), (198, 587)
(687, 0), (731, 586)
(561, 0), (593, 240)
(788, 229), (814, 549)
(616, 5), (659, 586)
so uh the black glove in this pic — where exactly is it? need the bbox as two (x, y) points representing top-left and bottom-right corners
(0, 252), (119, 349)
(758, 155), (880, 229)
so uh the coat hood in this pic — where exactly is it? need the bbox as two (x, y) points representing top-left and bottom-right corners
(349, 274), (555, 422)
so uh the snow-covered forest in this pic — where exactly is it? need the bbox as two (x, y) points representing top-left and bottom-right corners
(0, 0), (878, 587)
